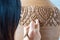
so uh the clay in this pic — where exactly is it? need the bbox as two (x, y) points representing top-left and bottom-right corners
(19, 0), (60, 40)
(20, 6), (60, 27)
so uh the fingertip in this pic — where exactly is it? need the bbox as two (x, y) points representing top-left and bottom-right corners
(29, 21), (35, 27)
(35, 19), (39, 24)
(35, 19), (40, 30)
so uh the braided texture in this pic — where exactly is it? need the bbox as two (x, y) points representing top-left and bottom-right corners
(19, 6), (60, 27)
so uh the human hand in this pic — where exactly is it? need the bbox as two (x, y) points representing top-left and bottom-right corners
(24, 19), (41, 40)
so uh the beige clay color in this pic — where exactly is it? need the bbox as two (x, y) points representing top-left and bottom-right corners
(21, 0), (55, 7)
(14, 0), (60, 40)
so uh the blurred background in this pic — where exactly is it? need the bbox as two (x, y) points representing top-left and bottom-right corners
(50, 0), (60, 9)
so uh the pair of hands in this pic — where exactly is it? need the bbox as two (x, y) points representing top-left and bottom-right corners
(24, 19), (41, 40)
(14, 19), (41, 40)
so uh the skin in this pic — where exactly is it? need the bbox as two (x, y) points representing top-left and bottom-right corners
(28, 19), (41, 40)
(14, 19), (41, 40)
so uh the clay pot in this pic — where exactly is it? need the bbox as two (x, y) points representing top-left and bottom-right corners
(19, 0), (60, 40)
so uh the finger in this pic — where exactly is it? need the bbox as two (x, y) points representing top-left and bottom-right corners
(24, 26), (29, 36)
(29, 30), (35, 38)
(29, 21), (35, 30)
(35, 19), (39, 26)
(35, 19), (40, 31)
(28, 21), (35, 38)
(24, 26), (29, 30)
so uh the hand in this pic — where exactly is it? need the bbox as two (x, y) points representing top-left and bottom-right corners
(24, 19), (41, 40)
